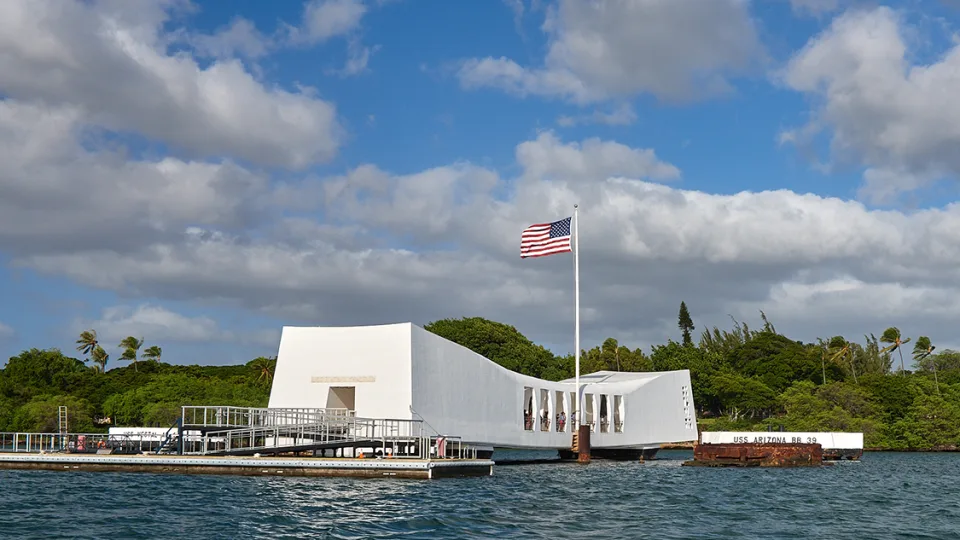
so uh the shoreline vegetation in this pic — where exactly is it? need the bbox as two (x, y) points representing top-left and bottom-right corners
(1, 305), (959, 451)
(425, 310), (960, 452)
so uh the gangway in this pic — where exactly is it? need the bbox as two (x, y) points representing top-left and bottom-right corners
(180, 406), (354, 432)
(175, 406), (476, 459)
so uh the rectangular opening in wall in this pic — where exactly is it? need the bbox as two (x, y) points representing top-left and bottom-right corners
(599, 394), (609, 433)
(555, 390), (566, 432)
(570, 391), (577, 426)
(325, 387), (356, 410)
(614, 395), (623, 433)
(682, 384), (694, 430)
(539, 389), (550, 432)
(585, 393), (595, 431)
(523, 387), (534, 431)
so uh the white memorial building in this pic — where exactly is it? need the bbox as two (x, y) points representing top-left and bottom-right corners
(268, 322), (698, 458)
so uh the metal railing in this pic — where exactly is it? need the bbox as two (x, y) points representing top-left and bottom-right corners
(179, 412), (477, 460)
(0, 432), (70, 453)
(0, 432), (165, 454)
(1, 405), (479, 461)
(182, 416), (424, 457)
(181, 406), (354, 429)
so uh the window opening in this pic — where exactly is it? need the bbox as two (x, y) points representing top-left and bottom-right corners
(523, 387), (534, 431)
(614, 395), (624, 433)
(555, 390), (566, 432)
(585, 393), (595, 431)
(600, 394), (610, 433)
(570, 391), (577, 427)
(325, 387), (356, 410)
(539, 389), (551, 432)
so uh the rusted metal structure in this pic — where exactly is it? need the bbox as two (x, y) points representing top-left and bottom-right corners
(822, 447), (862, 461)
(684, 442), (824, 467)
(700, 431), (862, 461)
(576, 425), (591, 464)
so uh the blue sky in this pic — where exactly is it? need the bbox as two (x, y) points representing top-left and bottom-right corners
(3, 0), (960, 368)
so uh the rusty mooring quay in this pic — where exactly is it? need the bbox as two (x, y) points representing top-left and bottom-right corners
(0, 453), (494, 479)
(683, 443), (825, 467)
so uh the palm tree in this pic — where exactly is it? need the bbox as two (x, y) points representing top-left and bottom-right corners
(862, 333), (893, 375)
(251, 357), (276, 386)
(601, 338), (621, 371)
(142, 345), (162, 363)
(816, 338), (828, 384)
(913, 336), (940, 396)
(91, 345), (109, 374)
(880, 327), (911, 374)
(118, 336), (144, 371)
(76, 329), (98, 362)
(829, 336), (857, 384)
(119, 348), (137, 370)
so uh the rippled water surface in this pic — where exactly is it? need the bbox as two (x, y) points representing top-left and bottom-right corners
(2, 451), (959, 539)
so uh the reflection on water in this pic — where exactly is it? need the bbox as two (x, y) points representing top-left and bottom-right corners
(1, 451), (958, 539)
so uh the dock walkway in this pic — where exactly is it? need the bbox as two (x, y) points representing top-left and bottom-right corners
(178, 405), (474, 459)
(0, 452), (494, 479)
(0, 405), (485, 478)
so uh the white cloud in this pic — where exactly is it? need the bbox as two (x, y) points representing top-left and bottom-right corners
(515, 131), (680, 183)
(297, 0), (367, 43)
(330, 37), (379, 77)
(79, 304), (279, 347)
(790, 0), (842, 16)
(283, 0), (379, 77)
(5, 0), (960, 358)
(87, 305), (224, 343)
(14, 124), (960, 353)
(780, 6), (960, 202)
(185, 1), (380, 75)
(458, 0), (763, 103)
(0, 0), (342, 169)
(187, 17), (271, 59)
(557, 103), (637, 127)
(0, 101), (270, 255)
(504, 0), (526, 34)
(0, 322), (13, 340)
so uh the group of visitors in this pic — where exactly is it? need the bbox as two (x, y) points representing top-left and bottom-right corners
(523, 406), (619, 433)
(522, 407), (580, 433)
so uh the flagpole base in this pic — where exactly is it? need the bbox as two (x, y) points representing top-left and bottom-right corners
(577, 425), (591, 464)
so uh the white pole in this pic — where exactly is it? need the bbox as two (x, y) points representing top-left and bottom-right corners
(573, 204), (580, 427)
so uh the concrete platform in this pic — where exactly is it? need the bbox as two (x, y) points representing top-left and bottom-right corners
(0, 453), (494, 479)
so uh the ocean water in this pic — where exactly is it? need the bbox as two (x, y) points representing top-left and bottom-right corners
(2, 451), (958, 539)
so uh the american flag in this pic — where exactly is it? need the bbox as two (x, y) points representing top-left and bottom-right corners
(520, 217), (572, 258)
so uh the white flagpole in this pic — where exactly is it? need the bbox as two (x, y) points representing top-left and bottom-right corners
(573, 204), (580, 427)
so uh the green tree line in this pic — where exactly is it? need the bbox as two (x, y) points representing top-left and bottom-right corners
(0, 329), (276, 432)
(425, 309), (960, 451)
(3, 310), (959, 450)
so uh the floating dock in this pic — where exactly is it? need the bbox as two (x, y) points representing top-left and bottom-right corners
(0, 453), (494, 479)
(0, 405), (494, 479)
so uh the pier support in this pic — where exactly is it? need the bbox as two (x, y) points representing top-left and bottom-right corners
(577, 425), (591, 464)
